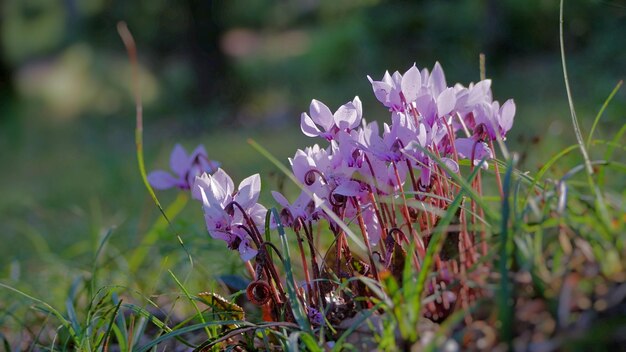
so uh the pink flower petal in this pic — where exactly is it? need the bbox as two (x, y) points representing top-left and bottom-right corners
(212, 168), (234, 196)
(271, 191), (291, 209)
(169, 144), (189, 176)
(334, 180), (362, 197)
(148, 170), (179, 190)
(300, 112), (322, 137)
(499, 99), (516, 133)
(235, 174), (261, 209)
(437, 87), (457, 117)
(401, 64), (421, 103)
(310, 99), (334, 131)
(334, 102), (359, 131)
(429, 61), (447, 96)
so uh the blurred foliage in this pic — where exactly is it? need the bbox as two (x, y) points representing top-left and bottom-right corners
(1, 0), (624, 124)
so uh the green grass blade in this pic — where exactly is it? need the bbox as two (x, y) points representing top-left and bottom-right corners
(559, 0), (611, 228)
(117, 22), (194, 274)
(129, 193), (188, 272)
(271, 208), (311, 332)
(497, 156), (515, 346)
(168, 269), (213, 339)
(586, 80), (623, 148)
(523, 144), (578, 198)
(135, 320), (243, 352)
(99, 298), (123, 351)
(599, 123), (626, 188)
(300, 332), (322, 352)
(66, 277), (85, 341)
(559, 0), (593, 175)
(91, 227), (115, 296)
(0, 283), (76, 341)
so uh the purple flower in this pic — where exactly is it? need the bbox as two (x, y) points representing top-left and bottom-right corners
(271, 190), (316, 228)
(455, 79), (493, 116)
(192, 168), (266, 261)
(454, 138), (493, 169)
(425, 62), (448, 98)
(361, 204), (382, 245)
(300, 97), (362, 140)
(307, 307), (324, 325)
(368, 70), (403, 111)
(355, 112), (419, 163)
(473, 99), (516, 140)
(148, 144), (219, 190)
(368, 64), (422, 111)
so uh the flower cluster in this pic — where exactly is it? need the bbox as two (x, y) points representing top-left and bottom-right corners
(150, 61), (516, 325)
(192, 170), (267, 261)
(272, 62), (515, 250)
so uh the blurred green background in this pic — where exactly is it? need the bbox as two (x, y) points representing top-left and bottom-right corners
(0, 0), (624, 305)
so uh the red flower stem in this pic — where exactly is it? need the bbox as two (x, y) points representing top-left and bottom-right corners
(334, 207), (348, 276)
(363, 154), (392, 242)
(229, 201), (287, 298)
(245, 261), (256, 279)
(476, 171), (488, 257)
(392, 161), (426, 257)
(294, 228), (313, 305)
(352, 197), (380, 281)
(301, 219), (322, 303)
(489, 140), (504, 198)
(383, 202), (397, 229)
(405, 159), (420, 199)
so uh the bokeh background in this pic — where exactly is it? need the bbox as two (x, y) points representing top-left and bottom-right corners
(0, 0), (624, 307)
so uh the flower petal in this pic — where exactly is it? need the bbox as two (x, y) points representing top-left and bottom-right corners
(300, 112), (322, 138)
(247, 203), (269, 227)
(170, 144), (189, 176)
(437, 87), (457, 117)
(334, 180), (362, 197)
(429, 62), (447, 96)
(368, 76), (392, 106)
(189, 145), (207, 162)
(455, 138), (493, 165)
(334, 101), (359, 131)
(352, 96), (363, 125)
(148, 171), (179, 190)
(310, 99), (334, 131)
(499, 99), (515, 133)
(212, 168), (234, 197)
(290, 149), (313, 184)
(238, 237), (258, 262)
(271, 191), (291, 209)
(441, 157), (459, 174)
(192, 173), (211, 200)
(235, 174), (261, 209)
(467, 79), (491, 106)
(401, 64), (421, 103)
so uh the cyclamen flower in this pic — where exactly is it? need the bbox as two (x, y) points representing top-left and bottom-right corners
(192, 168), (266, 261)
(148, 144), (219, 190)
(473, 99), (516, 140)
(300, 97), (362, 140)
(368, 65), (421, 111)
(454, 138), (493, 168)
(271, 190), (316, 229)
(367, 62), (454, 114)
